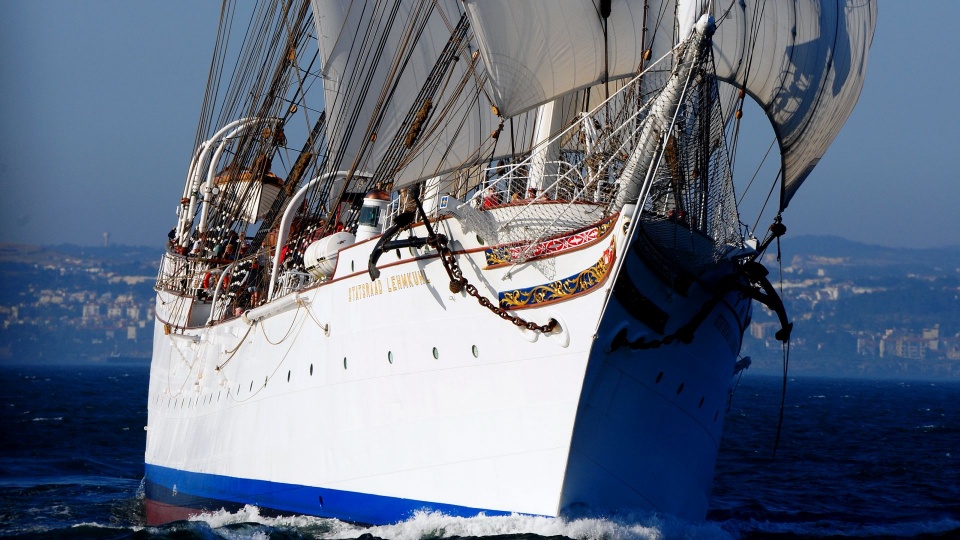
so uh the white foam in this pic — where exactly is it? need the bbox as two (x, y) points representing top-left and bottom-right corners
(185, 506), (734, 540)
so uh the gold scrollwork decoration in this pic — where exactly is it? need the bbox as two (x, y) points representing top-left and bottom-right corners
(498, 239), (616, 310)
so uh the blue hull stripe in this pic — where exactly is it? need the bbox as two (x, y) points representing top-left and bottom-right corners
(144, 463), (511, 525)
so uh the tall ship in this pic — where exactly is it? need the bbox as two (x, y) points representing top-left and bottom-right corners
(145, 0), (876, 526)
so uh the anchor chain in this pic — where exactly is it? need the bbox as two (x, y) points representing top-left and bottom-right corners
(409, 192), (557, 335)
(435, 239), (558, 334)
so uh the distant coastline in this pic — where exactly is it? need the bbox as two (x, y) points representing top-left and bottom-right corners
(1, 238), (958, 379)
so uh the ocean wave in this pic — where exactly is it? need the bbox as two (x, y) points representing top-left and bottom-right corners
(177, 505), (734, 540)
(722, 516), (960, 539)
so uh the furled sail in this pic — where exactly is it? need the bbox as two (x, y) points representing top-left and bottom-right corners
(463, 0), (876, 210)
(311, 0), (531, 190)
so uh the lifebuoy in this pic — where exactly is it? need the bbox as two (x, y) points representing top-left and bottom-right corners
(202, 271), (228, 290)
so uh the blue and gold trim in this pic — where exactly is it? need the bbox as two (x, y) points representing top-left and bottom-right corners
(498, 239), (616, 310)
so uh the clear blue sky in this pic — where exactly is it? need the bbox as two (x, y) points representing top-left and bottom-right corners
(1, 1), (957, 249)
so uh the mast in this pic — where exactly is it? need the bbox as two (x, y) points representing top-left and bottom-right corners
(527, 100), (566, 195)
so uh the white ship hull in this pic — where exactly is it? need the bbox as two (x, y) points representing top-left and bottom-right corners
(145, 209), (750, 524)
(144, 0), (876, 526)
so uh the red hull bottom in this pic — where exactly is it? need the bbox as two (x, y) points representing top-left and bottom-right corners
(144, 498), (206, 525)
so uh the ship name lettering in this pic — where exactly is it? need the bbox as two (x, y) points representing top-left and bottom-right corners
(387, 269), (430, 292)
(347, 270), (430, 301)
(347, 279), (384, 302)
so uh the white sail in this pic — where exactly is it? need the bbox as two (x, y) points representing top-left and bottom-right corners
(311, 0), (531, 189)
(464, 0), (876, 209)
(708, 0), (877, 207)
(463, 0), (677, 117)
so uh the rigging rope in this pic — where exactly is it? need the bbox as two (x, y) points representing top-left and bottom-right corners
(737, 137), (777, 207)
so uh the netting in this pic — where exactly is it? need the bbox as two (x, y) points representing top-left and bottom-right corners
(421, 45), (742, 272)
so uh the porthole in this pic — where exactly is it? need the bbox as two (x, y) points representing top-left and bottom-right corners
(432, 347), (439, 359)
(310, 364), (314, 376)
(343, 357), (348, 369)
(655, 371), (664, 384)
(287, 370), (291, 382)
(388, 351), (394, 364)
(476, 234), (485, 245)
(351, 260), (355, 272)
(676, 383), (684, 395)
(249, 381), (253, 392)
(265, 376), (269, 387)
(471, 345), (479, 358)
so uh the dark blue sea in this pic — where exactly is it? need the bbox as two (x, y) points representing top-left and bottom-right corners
(1, 364), (958, 539)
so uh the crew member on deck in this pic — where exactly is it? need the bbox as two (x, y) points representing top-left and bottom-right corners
(483, 186), (501, 209)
